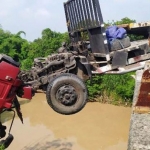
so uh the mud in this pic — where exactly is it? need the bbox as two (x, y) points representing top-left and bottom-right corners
(3, 92), (131, 150)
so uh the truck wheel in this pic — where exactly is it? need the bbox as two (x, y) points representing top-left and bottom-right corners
(46, 73), (88, 115)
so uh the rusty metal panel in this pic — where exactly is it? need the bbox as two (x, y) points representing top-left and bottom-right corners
(136, 70), (150, 107)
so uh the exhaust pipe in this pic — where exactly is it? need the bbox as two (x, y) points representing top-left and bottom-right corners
(0, 134), (14, 148)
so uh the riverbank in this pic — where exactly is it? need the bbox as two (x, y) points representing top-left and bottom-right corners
(90, 92), (132, 107)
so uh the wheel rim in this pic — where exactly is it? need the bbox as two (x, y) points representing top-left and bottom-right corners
(56, 84), (77, 106)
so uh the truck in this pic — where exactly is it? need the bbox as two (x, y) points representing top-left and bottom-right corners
(19, 0), (150, 115)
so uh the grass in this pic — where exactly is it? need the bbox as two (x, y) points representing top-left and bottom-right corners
(0, 145), (4, 150)
(89, 91), (132, 107)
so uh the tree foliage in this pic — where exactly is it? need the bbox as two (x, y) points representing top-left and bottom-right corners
(86, 72), (135, 105)
(0, 28), (69, 69)
(105, 17), (136, 27)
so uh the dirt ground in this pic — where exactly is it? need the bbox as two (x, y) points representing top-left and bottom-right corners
(3, 92), (131, 150)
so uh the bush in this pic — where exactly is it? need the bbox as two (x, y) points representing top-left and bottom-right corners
(86, 72), (135, 105)
(0, 145), (4, 150)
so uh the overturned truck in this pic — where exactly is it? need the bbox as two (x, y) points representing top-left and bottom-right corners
(19, 0), (150, 115)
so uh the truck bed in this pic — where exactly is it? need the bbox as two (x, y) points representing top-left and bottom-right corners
(92, 39), (150, 75)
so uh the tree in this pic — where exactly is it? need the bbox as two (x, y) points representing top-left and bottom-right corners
(16, 31), (26, 38)
(105, 17), (136, 27)
(42, 28), (54, 40)
(114, 17), (136, 25)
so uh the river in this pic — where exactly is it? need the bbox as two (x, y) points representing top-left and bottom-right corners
(3, 92), (131, 150)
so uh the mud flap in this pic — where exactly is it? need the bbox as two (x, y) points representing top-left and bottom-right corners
(76, 60), (92, 81)
(112, 51), (128, 68)
(13, 96), (23, 123)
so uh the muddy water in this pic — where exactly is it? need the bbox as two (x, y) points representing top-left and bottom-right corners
(3, 92), (131, 150)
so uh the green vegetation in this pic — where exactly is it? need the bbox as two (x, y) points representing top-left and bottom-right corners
(105, 17), (135, 27)
(0, 27), (69, 70)
(0, 145), (4, 150)
(0, 17), (144, 105)
(86, 73), (135, 106)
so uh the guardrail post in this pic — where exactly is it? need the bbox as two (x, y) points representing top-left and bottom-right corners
(128, 62), (150, 150)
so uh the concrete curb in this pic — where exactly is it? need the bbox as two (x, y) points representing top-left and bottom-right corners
(128, 70), (150, 150)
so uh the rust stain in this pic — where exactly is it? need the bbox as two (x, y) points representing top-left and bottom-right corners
(136, 70), (150, 107)
(134, 56), (141, 62)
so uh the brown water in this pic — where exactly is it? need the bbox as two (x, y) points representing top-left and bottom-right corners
(3, 92), (131, 150)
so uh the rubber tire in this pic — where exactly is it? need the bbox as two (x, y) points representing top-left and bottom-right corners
(110, 36), (131, 51)
(46, 73), (88, 115)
